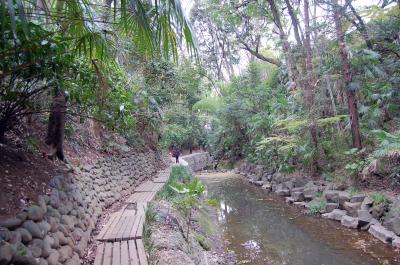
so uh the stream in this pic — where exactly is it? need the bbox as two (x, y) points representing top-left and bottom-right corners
(200, 172), (400, 265)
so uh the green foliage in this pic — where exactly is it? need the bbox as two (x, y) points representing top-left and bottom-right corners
(194, 232), (211, 251)
(143, 204), (157, 256)
(158, 166), (193, 200)
(370, 130), (400, 159)
(371, 193), (388, 206)
(344, 148), (368, 177)
(308, 201), (327, 215)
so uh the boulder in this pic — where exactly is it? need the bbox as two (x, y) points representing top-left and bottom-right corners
(22, 220), (45, 239)
(0, 217), (22, 229)
(61, 215), (75, 231)
(276, 188), (290, 197)
(369, 224), (396, 243)
(361, 196), (374, 209)
(27, 205), (45, 221)
(392, 236), (400, 248)
(357, 209), (373, 225)
(261, 183), (272, 191)
(13, 243), (36, 265)
(292, 178), (309, 188)
(371, 203), (388, 219)
(254, 181), (264, 187)
(291, 191), (305, 202)
(38, 258), (48, 265)
(384, 217), (400, 236)
(303, 183), (320, 200)
(322, 209), (347, 221)
(47, 250), (60, 265)
(28, 238), (43, 258)
(9, 231), (21, 244)
(325, 203), (339, 213)
(338, 191), (351, 207)
(323, 190), (340, 203)
(350, 194), (366, 203)
(58, 245), (73, 262)
(325, 183), (347, 191)
(293, 202), (308, 208)
(282, 180), (294, 191)
(292, 187), (304, 193)
(0, 228), (10, 242)
(383, 199), (400, 235)
(343, 202), (362, 217)
(285, 197), (294, 204)
(0, 242), (13, 265)
(341, 215), (359, 229)
(362, 153), (400, 180)
(15, 228), (32, 243)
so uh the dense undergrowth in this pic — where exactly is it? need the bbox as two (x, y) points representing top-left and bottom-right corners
(191, 1), (400, 187)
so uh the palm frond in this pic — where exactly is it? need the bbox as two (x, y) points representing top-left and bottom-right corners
(3, 0), (196, 61)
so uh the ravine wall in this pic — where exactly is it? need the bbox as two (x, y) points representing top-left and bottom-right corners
(0, 149), (166, 265)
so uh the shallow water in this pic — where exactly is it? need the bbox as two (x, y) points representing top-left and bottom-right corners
(200, 173), (400, 265)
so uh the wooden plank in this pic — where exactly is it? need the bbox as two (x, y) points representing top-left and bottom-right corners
(98, 208), (125, 241)
(103, 242), (113, 265)
(96, 212), (118, 240)
(113, 216), (129, 240)
(127, 192), (157, 204)
(153, 176), (168, 183)
(128, 240), (139, 265)
(129, 214), (141, 239)
(136, 239), (148, 265)
(120, 241), (130, 265)
(121, 215), (137, 241)
(112, 241), (121, 265)
(93, 243), (105, 265)
(135, 216), (144, 239)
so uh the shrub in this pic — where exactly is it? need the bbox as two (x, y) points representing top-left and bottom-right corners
(308, 201), (327, 215)
(371, 192), (387, 206)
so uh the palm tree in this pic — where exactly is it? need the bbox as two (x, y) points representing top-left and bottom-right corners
(1, 0), (196, 159)
(4, 0), (195, 59)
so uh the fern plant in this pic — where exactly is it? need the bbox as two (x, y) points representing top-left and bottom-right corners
(370, 129), (400, 159)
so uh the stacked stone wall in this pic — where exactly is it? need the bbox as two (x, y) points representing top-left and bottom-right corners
(235, 161), (400, 249)
(0, 150), (166, 264)
(181, 152), (211, 172)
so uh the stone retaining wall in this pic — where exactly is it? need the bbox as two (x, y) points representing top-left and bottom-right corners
(181, 152), (211, 172)
(0, 150), (166, 265)
(236, 161), (400, 249)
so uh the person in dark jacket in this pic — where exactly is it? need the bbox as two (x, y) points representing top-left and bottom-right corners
(172, 146), (181, 163)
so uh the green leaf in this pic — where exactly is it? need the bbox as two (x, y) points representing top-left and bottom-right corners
(15, 0), (28, 40)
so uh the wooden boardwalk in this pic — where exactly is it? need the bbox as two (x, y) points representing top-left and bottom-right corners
(94, 167), (171, 265)
(94, 239), (148, 265)
(134, 181), (164, 192)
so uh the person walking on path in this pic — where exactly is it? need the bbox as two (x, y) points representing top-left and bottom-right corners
(172, 146), (181, 163)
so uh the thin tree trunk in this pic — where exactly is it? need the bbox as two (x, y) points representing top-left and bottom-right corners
(333, 0), (362, 149)
(303, 0), (319, 175)
(266, 0), (296, 89)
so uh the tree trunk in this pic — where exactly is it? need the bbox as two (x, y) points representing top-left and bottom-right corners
(266, 0), (296, 89)
(303, 0), (319, 175)
(45, 87), (66, 160)
(333, 0), (362, 149)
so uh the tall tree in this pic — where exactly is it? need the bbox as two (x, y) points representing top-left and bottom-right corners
(333, 0), (362, 149)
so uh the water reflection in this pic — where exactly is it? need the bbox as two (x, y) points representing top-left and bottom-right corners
(201, 174), (400, 265)
(218, 200), (234, 222)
